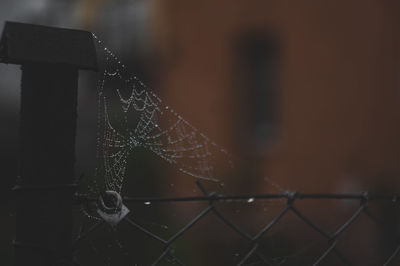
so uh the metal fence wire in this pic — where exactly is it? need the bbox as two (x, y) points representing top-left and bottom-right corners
(71, 181), (400, 266)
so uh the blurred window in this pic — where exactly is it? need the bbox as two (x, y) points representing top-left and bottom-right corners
(237, 32), (280, 151)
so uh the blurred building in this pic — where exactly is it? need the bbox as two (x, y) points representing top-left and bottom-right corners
(149, 0), (400, 194)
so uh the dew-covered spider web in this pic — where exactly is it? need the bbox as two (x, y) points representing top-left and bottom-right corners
(72, 34), (311, 266)
(74, 33), (393, 266)
(90, 34), (234, 197)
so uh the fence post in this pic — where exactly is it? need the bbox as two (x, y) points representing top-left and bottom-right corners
(0, 21), (98, 266)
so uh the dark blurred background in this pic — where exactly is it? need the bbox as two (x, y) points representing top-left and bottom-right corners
(2, 0), (400, 265)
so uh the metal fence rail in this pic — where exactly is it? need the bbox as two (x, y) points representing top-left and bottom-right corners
(72, 181), (400, 266)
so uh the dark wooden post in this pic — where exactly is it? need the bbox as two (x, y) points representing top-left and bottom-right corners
(0, 22), (97, 266)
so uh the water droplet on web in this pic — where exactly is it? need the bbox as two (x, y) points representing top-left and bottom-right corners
(144, 201), (151, 205)
(247, 198), (255, 203)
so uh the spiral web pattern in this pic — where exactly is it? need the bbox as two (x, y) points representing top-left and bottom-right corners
(92, 34), (233, 195)
(73, 35), (296, 266)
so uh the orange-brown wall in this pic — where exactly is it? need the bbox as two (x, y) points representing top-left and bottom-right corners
(149, 0), (400, 193)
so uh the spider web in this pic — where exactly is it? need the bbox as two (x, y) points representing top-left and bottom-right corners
(72, 34), (302, 266)
(91, 34), (234, 195)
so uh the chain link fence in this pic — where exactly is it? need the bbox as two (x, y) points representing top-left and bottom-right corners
(71, 181), (400, 266)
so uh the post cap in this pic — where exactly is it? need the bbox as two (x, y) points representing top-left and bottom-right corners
(0, 21), (98, 70)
